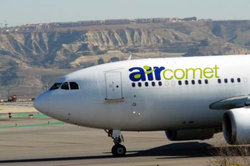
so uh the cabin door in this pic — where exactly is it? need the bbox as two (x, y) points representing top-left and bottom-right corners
(105, 71), (123, 100)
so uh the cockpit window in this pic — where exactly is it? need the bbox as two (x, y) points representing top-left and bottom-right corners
(70, 82), (79, 90)
(61, 82), (69, 90)
(49, 83), (62, 90)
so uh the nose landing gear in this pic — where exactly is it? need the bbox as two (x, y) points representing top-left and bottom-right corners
(105, 129), (126, 157)
(112, 144), (126, 157)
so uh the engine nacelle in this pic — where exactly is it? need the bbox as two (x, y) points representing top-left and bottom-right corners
(223, 108), (250, 144)
(165, 128), (215, 141)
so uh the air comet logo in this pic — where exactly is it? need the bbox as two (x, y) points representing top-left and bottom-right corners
(129, 65), (220, 82)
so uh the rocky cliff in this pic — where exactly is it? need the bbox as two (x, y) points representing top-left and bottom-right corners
(0, 20), (249, 98)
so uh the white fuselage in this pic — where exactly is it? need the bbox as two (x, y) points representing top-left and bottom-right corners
(34, 55), (250, 131)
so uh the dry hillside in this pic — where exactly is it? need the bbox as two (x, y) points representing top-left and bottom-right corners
(0, 20), (249, 98)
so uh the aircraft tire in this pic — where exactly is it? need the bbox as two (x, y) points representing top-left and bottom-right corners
(111, 144), (126, 157)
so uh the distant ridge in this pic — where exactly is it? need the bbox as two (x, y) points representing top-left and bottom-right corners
(1, 17), (199, 32)
(0, 18), (249, 98)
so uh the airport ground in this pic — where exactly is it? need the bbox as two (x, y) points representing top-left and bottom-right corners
(0, 103), (249, 166)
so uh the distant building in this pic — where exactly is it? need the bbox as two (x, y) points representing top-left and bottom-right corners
(104, 19), (130, 25)
(182, 17), (197, 22)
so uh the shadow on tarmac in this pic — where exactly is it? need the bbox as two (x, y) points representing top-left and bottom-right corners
(0, 142), (247, 163)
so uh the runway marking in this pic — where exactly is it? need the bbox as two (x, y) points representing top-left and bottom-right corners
(0, 113), (48, 118)
(0, 121), (66, 129)
(12, 113), (49, 118)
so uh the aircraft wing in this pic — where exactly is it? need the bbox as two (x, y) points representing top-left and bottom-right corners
(210, 95), (250, 110)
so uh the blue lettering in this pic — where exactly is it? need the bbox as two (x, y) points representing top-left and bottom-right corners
(146, 67), (154, 81)
(154, 66), (165, 80)
(129, 67), (146, 81)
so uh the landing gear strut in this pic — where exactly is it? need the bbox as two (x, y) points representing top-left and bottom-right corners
(105, 129), (126, 157)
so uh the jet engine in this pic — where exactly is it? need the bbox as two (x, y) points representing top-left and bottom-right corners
(165, 128), (215, 141)
(223, 108), (250, 144)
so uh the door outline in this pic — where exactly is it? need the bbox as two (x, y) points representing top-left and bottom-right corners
(105, 71), (124, 101)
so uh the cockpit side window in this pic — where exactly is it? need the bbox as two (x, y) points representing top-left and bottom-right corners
(49, 83), (62, 90)
(70, 82), (79, 90)
(61, 82), (69, 90)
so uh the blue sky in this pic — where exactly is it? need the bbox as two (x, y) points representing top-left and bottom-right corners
(1, 0), (250, 26)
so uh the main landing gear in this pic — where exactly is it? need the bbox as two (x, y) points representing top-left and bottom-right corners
(105, 129), (126, 157)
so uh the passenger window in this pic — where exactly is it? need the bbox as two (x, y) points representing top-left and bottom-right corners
(145, 82), (149, 87)
(132, 83), (136, 87)
(191, 80), (195, 85)
(224, 79), (228, 83)
(158, 81), (162, 86)
(185, 80), (188, 85)
(49, 83), (62, 90)
(205, 79), (208, 84)
(237, 78), (241, 83)
(138, 82), (142, 87)
(198, 80), (202, 84)
(70, 82), (79, 90)
(231, 78), (234, 83)
(61, 82), (69, 90)
(178, 80), (182, 85)
(218, 79), (221, 84)
(152, 82), (155, 86)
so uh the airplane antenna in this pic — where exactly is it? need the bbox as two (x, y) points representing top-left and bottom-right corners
(128, 53), (132, 60)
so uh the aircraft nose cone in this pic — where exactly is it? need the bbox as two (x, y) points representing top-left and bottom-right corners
(33, 92), (49, 114)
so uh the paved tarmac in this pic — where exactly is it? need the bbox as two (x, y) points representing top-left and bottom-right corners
(0, 112), (248, 166)
(0, 102), (36, 113)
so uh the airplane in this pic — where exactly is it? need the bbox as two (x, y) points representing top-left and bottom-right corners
(34, 54), (250, 157)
